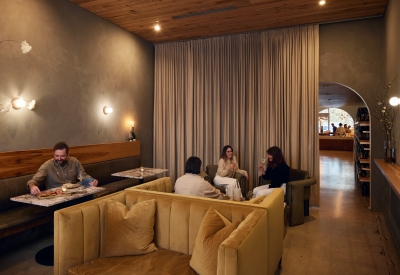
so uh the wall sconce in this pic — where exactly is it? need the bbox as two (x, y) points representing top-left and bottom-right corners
(103, 106), (113, 115)
(389, 97), (400, 106)
(27, 100), (36, 110)
(11, 97), (26, 109)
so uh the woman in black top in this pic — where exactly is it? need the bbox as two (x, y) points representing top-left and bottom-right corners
(253, 146), (290, 197)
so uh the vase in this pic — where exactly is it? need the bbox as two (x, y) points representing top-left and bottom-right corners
(384, 133), (396, 163)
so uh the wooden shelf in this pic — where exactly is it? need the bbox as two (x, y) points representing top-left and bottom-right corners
(358, 176), (370, 182)
(355, 107), (371, 203)
(356, 121), (370, 126)
(355, 135), (370, 144)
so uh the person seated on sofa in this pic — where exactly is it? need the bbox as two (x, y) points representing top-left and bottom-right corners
(175, 156), (225, 199)
(213, 145), (248, 195)
(27, 141), (98, 195)
(253, 146), (290, 198)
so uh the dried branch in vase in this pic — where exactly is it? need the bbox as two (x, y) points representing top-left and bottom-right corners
(371, 76), (399, 138)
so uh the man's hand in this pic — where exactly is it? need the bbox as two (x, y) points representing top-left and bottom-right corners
(29, 183), (41, 195)
(89, 179), (98, 187)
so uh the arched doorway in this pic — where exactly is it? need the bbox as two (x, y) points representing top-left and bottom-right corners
(318, 82), (371, 208)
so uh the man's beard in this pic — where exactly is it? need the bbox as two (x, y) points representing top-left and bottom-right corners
(57, 159), (68, 165)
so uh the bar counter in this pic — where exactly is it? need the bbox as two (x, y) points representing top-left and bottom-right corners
(319, 136), (354, 151)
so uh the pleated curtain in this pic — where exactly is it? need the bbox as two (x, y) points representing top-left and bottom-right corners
(154, 25), (320, 205)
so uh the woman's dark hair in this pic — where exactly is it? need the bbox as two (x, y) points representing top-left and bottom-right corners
(267, 146), (285, 168)
(220, 145), (233, 160)
(185, 156), (202, 174)
(53, 141), (69, 154)
(339, 123), (343, 126)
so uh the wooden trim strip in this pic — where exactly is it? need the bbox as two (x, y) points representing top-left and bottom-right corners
(0, 141), (140, 179)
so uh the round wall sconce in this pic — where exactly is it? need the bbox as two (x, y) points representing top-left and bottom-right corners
(389, 97), (399, 106)
(103, 106), (113, 115)
(11, 97), (26, 109)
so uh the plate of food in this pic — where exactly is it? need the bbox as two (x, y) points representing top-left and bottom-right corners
(37, 189), (72, 200)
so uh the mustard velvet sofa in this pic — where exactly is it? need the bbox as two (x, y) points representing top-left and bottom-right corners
(54, 188), (284, 275)
(126, 176), (173, 192)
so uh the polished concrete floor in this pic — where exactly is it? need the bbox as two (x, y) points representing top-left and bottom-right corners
(280, 150), (400, 275)
(0, 150), (399, 275)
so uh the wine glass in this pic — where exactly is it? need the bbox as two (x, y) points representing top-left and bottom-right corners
(78, 171), (84, 183)
(261, 157), (266, 170)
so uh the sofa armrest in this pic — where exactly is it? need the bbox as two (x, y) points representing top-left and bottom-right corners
(286, 177), (316, 226)
(218, 210), (269, 275)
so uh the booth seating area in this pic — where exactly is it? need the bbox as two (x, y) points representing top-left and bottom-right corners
(0, 142), (152, 240)
(54, 187), (284, 275)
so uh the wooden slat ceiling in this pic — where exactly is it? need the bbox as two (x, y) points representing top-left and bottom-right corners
(70, 0), (387, 44)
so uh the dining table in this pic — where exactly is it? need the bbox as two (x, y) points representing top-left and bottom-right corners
(112, 167), (168, 184)
(10, 185), (105, 266)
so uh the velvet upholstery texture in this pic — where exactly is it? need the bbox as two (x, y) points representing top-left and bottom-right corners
(190, 208), (240, 275)
(69, 248), (198, 275)
(125, 177), (173, 193)
(246, 195), (267, 204)
(54, 188), (284, 275)
(256, 168), (317, 226)
(101, 199), (157, 257)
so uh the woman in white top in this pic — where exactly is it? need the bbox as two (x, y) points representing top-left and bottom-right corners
(213, 145), (248, 195)
(175, 156), (224, 199)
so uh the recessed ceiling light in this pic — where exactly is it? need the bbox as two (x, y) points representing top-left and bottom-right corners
(319, 0), (326, 5)
(154, 24), (161, 31)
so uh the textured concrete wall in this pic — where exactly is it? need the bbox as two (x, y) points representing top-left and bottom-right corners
(320, 18), (385, 210)
(0, 0), (154, 166)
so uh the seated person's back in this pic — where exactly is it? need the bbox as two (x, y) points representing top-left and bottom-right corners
(175, 156), (223, 199)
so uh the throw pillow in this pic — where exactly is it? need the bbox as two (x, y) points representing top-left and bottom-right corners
(190, 208), (240, 275)
(101, 199), (158, 257)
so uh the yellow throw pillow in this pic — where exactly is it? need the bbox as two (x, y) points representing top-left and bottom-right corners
(190, 208), (240, 275)
(101, 199), (158, 257)
(245, 195), (267, 204)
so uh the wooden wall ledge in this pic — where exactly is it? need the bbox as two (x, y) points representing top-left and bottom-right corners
(374, 159), (400, 199)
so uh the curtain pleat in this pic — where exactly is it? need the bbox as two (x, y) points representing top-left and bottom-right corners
(154, 25), (320, 205)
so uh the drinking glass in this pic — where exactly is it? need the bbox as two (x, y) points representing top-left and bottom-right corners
(78, 171), (84, 183)
(261, 158), (266, 170)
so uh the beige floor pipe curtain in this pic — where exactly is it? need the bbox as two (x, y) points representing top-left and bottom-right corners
(154, 25), (320, 205)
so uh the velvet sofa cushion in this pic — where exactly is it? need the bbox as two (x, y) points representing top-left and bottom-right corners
(101, 199), (157, 257)
(190, 208), (240, 275)
(68, 248), (198, 275)
(246, 195), (267, 204)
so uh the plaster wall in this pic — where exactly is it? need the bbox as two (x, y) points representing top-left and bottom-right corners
(320, 18), (385, 210)
(0, 0), (154, 166)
